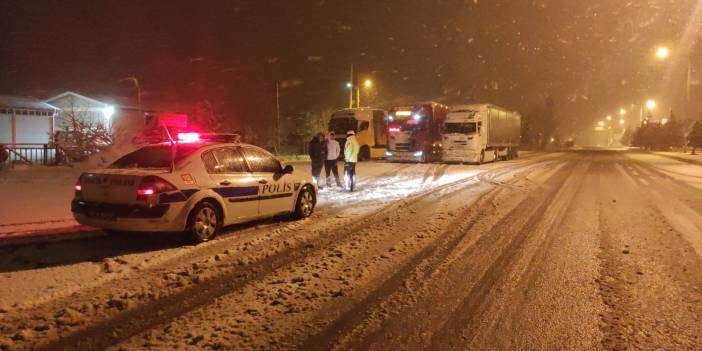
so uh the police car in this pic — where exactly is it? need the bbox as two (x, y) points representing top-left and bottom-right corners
(71, 133), (317, 242)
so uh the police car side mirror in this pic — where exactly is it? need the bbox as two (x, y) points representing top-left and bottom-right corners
(282, 165), (294, 174)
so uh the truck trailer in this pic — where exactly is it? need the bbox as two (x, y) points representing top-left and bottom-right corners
(441, 104), (521, 164)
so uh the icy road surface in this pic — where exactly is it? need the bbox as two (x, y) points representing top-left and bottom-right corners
(1, 150), (701, 350)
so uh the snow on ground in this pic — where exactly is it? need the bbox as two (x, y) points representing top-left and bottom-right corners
(626, 151), (702, 190)
(0, 166), (83, 236)
(0, 159), (504, 309)
(0, 154), (554, 351)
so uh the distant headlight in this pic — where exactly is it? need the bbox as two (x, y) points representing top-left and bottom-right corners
(414, 151), (423, 157)
(385, 151), (393, 157)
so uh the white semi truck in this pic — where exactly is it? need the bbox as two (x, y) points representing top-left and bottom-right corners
(441, 104), (521, 164)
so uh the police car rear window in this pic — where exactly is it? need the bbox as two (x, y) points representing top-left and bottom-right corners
(110, 144), (200, 169)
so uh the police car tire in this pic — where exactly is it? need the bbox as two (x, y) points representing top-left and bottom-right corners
(187, 201), (221, 243)
(292, 185), (316, 219)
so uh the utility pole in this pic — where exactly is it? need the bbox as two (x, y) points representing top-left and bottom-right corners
(275, 81), (281, 154)
(349, 64), (354, 109)
(356, 86), (361, 108)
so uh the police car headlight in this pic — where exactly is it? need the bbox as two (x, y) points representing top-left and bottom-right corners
(414, 151), (423, 157)
(385, 151), (393, 157)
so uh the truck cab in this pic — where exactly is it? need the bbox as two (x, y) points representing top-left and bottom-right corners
(442, 104), (520, 164)
(386, 102), (448, 163)
(328, 108), (387, 160)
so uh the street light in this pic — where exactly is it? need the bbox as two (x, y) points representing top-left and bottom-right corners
(606, 115), (612, 121)
(619, 119), (625, 125)
(646, 99), (656, 110)
(356, 79), (373, 108)
(619, 108), (626, 115)
(656, 46), (670, 60)
(598, 121), (605, 127)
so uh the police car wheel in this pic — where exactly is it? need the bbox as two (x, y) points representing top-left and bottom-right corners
(293, 186), (315, 219)
(188, 202), (221, 243)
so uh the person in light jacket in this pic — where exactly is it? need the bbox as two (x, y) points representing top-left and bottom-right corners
(325, 132), (342, 187)
(308, 133), (327, 188)
(344, 130), (360, 192)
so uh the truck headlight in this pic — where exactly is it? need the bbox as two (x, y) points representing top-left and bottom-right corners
(385, 151), (393, 157)
(414, 151), (423, 157)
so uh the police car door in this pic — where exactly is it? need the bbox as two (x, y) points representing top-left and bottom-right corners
(239, 147), (294, 217)
(201, 147), (259, 222)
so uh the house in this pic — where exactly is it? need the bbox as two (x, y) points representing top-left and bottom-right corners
(44, 91), (143, 144)
(0, 95), (59, 145)
(0, 95), (60, 166)
(45, 91), (189, 145)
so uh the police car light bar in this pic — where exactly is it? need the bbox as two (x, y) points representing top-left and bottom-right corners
(395, 111), (412, 116)
(177, 132), (201, 143)
(172, 133), (242, 144)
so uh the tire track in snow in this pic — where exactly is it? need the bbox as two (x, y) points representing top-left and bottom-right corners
(295, 158), (567, 350)
(35, 158), (535, 351)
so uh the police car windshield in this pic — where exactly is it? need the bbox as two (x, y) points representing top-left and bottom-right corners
(110, 144), (201, 169)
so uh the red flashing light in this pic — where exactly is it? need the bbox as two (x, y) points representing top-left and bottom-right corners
(389, 127), (401, 132)
(137, 188), (155, 196)
(406, 119), (420, 125)
(177, 132), (201, 143)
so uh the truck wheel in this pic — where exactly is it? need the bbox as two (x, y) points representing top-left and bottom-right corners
(292, 185), (316, 219)
(187, 201), (221, 243)
(359, 145), (371, 161)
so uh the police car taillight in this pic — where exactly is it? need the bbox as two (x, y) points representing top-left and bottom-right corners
(136, 176), (176, 201)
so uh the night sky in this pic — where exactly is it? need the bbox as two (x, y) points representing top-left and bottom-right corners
(1, 0), (700, 137)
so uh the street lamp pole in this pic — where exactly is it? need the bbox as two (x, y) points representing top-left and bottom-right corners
(118, 76), (142, 121)
(275, 81), (281, 154)
(349, 64), (354, 109)
(356, 87), (361, 108)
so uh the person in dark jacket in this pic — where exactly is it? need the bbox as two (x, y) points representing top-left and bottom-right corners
(308, 132), (327, 188)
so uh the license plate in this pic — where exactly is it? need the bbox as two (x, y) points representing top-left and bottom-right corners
(87, 209), (116, 220)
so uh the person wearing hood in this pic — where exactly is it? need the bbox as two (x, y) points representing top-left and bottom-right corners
(308, 132), (327, 188)
(325, 131), (342, 188)
(344, 130), (360, 192)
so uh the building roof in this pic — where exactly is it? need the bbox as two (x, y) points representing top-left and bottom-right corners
(44, 90), (187, 114)
(44, 91), (110, 108)
(0, 94), (59, 111)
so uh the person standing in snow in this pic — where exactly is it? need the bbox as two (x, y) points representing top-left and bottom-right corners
(324, 132), (342, 188)
(344, 130), (360, 192)
(308, 132), (327, 188)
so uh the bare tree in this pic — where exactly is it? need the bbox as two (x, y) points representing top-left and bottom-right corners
(56, 98), (114, 162)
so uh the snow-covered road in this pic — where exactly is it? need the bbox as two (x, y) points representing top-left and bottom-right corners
(1, 150), (701, 350)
